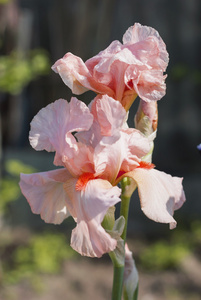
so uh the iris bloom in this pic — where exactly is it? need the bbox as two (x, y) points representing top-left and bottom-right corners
(19, 95), (185, 257)
(52, 23), (169, 110)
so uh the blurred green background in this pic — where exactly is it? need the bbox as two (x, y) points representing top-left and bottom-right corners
(0, 0), (201, 299)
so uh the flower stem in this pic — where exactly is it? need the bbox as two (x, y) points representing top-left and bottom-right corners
(111, 264), (125, 300)
(111, 177), (133, 300)
(120, 178), (132, 241)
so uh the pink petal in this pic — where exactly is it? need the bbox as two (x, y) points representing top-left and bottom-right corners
(77, 95), (127, 147)
(52, 53), (90, 94)
(120, 129), (151, 168)
(123, 23), (169, 71)
(94, 138), (124, 183)
(134, 70), (167, 102)
(125, 66), (167, 102)
(87, 47), (139, 100)
(63, 142), (95, 177)
(94, 129), (150, 183)
(92, 95), (127, 135)
(127, 168), (186, 228)
(64, 178), (121, 257)
(19, 168), (72, 224)
(29, 98), (93, 166)
(52, 52), (113, 96)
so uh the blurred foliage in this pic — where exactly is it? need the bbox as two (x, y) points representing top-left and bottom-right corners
(139, 221), (201, 270)
(0, 49), (50, 95)
(2, 232), (77, 284)
(0, 159), (36, 213)
(0, 0), (11, 4)
(140, 240), (189, 270)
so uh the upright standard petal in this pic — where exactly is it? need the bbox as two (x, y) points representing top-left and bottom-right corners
(77, 95), (127, 147)
(123, 23), (169, 71)
(127, 168), (185, 228)
(94, 129), (150, 183)
(64, 178), (121, 257)
(19, 168), (72, 224)
(29, 98), (93, 166)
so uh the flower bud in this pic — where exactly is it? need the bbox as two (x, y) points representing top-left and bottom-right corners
(135, 99), (158, 136)
(123, 243), (139, 300)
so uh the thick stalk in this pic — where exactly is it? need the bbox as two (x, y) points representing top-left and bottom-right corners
(111, 177), (133, 300)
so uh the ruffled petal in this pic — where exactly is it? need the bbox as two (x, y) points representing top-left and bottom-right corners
(126, 168), (186, 228)
(29, 98), (93, 166)
(63, 178), (121, 257)
(19, 168), (72, 224)
(52, 52), (113, 96)
(134, 70), (167, 102)
(77, 95), (127, 147)
(123, 23), (169, 71)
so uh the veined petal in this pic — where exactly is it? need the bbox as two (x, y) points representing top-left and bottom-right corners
(64, 178), (121, 257)
(29, 98), (93, 166)
(126, 168), (186, 228)
(19, 168), (72, 224)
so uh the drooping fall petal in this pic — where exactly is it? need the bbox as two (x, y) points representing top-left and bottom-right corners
(63, 178), (121, 257)
(126, 168), (186, 228)
(19, 168), (72, 224)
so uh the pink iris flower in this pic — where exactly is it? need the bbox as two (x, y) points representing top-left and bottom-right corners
(52, 23), (169, 110)
(19, 95), (185, 257)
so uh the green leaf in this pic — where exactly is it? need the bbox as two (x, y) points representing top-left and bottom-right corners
(108, 216), (125, 267)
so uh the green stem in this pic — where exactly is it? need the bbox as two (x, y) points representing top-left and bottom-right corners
(120, 180), (131, 242)
(111, 177), (133, 300)
(111, 264), (125, 300)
